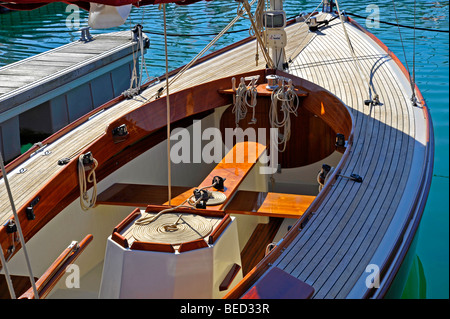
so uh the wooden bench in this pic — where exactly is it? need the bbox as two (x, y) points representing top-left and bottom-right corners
(225, 190), (316, 219)
(97, 142), (267, 210)
(97, 142), (315, 219)
(167, 141), (267, 210)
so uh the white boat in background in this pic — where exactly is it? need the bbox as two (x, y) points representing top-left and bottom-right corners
(0, 0), (433, 300)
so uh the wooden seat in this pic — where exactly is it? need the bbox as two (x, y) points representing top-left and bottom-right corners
(225, 190), (315, 219)
(167, 141), (267, 210)
(97, 142), (266, 209)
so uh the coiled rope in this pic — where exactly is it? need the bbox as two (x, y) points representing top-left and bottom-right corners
(78, 154), (98, 211)
(231, 76), (258, 127)
(269, 78), (299, 152)
(135, 180), (222, 227)
(133, 213), (213, 245)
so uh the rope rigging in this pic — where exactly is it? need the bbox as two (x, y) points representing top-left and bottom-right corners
(231, 76), (258, 127)
(78, 152), (98, 211)
(346, 12), (449, 33)
(391, 0), (417, 106)
(269, 77), (299, 152)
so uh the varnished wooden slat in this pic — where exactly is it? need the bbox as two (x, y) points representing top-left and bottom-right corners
(219, 263), (242, 292)
(19, 234), (93, 299)
(167, 142), (267, 209)
(225, 190), (315, 219)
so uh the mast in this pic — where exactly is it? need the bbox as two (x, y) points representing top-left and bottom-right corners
(267, 0), (286, 70)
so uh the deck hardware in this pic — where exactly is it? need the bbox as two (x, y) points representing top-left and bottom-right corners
(307, 15), (339, 32)
(30, 143), (49, 157)
(266, 74), (279, 90)
(338, 173), (363, 183)
(25, 196), (40, 221)
(16, 167), (27, 174)
(212, 176), (226, 191)
(5, 220), (17, 234)
(81, 152), (94, 166)
(295, 12), (308, 23)
(336, 133), (346, 147)
(79, 27), (93, 42)
(193, 189), (210, 209)
(25, 207), (35, 221)
(132, 24), (150, 48)
(112, 124), (129, 143)
(57, 158), (70, 166)
(156, 87), (164, 99)
(318, 164), (332, 185)
(322, 0), (334, 13)
(364, 94), (381, 106)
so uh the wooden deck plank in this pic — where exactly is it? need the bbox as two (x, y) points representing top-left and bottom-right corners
(310, 23), (414, 298)
(271, 16), (418, 298)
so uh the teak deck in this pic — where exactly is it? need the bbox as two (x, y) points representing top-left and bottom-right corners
(0, 14), (433, 299)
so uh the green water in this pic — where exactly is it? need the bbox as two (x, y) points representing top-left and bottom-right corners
(0, 0), (448, 299)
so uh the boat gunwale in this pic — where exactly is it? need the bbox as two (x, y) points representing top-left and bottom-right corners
(346, 15), (434, 299)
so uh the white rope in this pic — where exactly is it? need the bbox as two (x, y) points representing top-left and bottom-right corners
(135, 181), (218, 227)
(0, 152), (39, 299)
(245, 80), (258, 124)
(232, 77), (259, 127)
(78, 155), (98, 211)
(269, 78), (299, 152)
(232, 78), (248, 127)
(317, 166), (335, 192)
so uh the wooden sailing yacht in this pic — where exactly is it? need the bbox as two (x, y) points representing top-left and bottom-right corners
(0, 0), (433, 299)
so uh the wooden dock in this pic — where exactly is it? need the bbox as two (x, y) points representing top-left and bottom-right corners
(0, 30), (145, 161)
(0, 14), (433, 299)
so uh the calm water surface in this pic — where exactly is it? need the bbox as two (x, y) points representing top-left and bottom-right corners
(0, 0), (448, 298)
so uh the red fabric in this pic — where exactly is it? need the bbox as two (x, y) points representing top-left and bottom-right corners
(0, 0), (212, 11)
